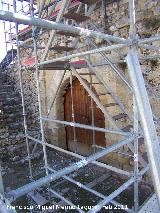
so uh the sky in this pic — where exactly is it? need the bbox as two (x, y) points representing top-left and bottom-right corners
(0, 20), (7, 62)
(0, 1), (13, 62)
(0, 0), (32, 63)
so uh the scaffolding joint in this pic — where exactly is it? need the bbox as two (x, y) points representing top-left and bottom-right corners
(32, 28), (39, 40)
(76, 159), (88, 168)
(128, 35), (139, 49)
(64, 63), (70, 70)
(134, 153), (138, 162)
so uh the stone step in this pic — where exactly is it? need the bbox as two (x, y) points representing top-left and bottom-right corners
(0, 124), (6, 129)
(52, 45), (75, 52)
(0, 111), (23, 119)
(63, 12), (90, 22)
(3, 105), (22, 113)
(89, 82), (102, 85)
(6, 140), (31, 153)
(0, 85), (14, 90)
(79, 73), (95, 75)
(0, 133), (9, 140)
(0, 72), (8, 79)
(7, 133), (25, 140)
(2, 131), (24, 137)
(0, 78), (8, 84)
(1, 97), (22, 106)
(121, 125), (133, 132)
(56, 31), (79, 37)
(1, 117), (24, 125)
(0, 128), (7, 134)
(78, 0), (99, 5)
(97, 92), (111, 96)
(0, 90), (18, 95)
(0, 70), (7, 74)
(7, 122), (24, 131)
(8, 129), (25, 134)
(0, 49), (17, 69)
(0, 93), (20, 101)
(7, 120), (32, 130)
(104, 103), (118, 107)
(0, 92), (18, 97)
(0, 88), (15, 94)
(113, 113), (128, 121)
(3, 111), (23, 117)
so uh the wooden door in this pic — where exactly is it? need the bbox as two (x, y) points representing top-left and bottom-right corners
(64, 78), (105, 154)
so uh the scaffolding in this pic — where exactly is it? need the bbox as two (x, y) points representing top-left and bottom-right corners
(0, 0), (160, 212)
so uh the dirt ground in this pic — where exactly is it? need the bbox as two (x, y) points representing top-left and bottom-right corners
(1, 147), (153, 213)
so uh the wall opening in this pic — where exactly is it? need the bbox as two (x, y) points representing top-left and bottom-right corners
(63, 78), (105, 155)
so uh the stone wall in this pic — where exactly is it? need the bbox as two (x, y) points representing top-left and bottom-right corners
(39, 0), (160, 168)
(6, 65), (40, 136)
(0, 67), (35, 163)
(4, 0), (159, 167)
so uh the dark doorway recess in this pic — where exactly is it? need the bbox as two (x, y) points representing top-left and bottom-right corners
(64, 78), (105, 154)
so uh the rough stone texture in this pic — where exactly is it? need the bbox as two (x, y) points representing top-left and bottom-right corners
(0, 68), (26, 161)
(37, 0), (160, 168)
(0, 65), (41, 162)
(6, 65), (40, 134)
(2, 0), (160, 167)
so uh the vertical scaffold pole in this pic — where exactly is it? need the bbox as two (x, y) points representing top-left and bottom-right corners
(133, 96), (139, 212)
(69, 70), (78, 153)
(30, 0), (49, 176)
(129, 0), (136, 39)
(1, 1), (7, 53)
(89, 71), (96, 153)
(128, 2), (139, 209)
(0, 164), (4, 195)
(126, 50), (160, 208)
(13, 0), (33, 179)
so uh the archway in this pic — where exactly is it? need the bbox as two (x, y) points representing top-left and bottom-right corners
(64, 78), (105, 155)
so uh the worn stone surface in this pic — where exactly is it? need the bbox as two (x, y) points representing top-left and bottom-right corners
(0, 67), (40, 162)
(1, 0), (160, 167)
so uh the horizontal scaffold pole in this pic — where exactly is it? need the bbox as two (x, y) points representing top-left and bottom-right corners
(26, 135), (132, 177)
(41, 117), (130, 136)
(88, 178), (135, 213)
(7, 136), (135, 201)
(38, 43), (127, 67)
(47, 167), (133, 213)
(0, 10), (128, 44)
